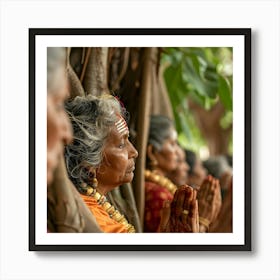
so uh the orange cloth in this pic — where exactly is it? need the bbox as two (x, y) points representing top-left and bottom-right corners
(80, 194), (128, 233)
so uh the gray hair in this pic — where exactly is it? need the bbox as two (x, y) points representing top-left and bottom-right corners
(203, 155), (232, 179)
(64, 94), (125, 192)
(147, 115), (175, 151)
(47, 47), (67, 94)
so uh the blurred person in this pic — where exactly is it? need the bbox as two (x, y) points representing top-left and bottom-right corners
(144, 115), (200, 233)
(203, 155), (232, 200)
(166, 144), (190, 186)
(47, 47), (73, 185)
(210, 178), (232, 233)
(196, 175), (222, 232)
(185, 149), (207, 190)
(47, 47), (101, 233)
(184, 149), (222, 232)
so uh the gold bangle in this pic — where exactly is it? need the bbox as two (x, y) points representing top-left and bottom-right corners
(199, 217), (210, 228)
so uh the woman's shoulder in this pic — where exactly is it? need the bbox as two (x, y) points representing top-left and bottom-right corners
(145, 180), (164, 191)
(145, 181), (173, 200)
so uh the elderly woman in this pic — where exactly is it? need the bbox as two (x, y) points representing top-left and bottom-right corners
(144, 115), (221, 233)
(185, 149), (207, 190)
(144, 115), (198, 232)
(47, 47), (73, 185)
(184, 150), (222, 231)
(203, 156), (232, 197)
(64, 96), (199, 233)
(47, 47), (101, 233)
(166, 144), (190, 187)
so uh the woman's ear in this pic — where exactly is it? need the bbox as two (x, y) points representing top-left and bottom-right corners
(81, 162), (96, 179)
(147, 144), (159, 170)
(147, 144), (156, 161)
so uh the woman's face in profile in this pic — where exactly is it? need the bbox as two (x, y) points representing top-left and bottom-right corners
(154, 128), (178, 174)
(47, 72), (72, 185)
(96, 124), (138, 193)
(168, 145), (189, 186)
(188, 158), (207, 187)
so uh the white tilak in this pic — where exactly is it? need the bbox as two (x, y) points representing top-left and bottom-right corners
(115, 118), (128, 135)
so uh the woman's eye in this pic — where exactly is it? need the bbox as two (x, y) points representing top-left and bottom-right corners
(119, 142), (125, 148)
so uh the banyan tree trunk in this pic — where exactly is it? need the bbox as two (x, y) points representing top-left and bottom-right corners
(188, 99), (232, 156)
(109, 47), (170, 227)
(150, 53), (174, 120)
(47, 156), (102, 233)
(83, 47), (109, 96)
(67, 47), (85, 98)
(66, 47), (166, 230)
(133, 48), (154, 227)
(67, 65), (85, 98)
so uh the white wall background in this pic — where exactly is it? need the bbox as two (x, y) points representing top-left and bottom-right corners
(0, 0), (279, 279)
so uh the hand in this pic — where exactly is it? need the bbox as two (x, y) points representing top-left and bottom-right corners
(197, 175), (222, 232)
(158, 185), (199, 233)
(209, 178), (232, 233)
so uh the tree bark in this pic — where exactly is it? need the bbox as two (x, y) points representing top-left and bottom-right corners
(150, 61), (174, 121)
(83, 47), (109, 96)
(188, 99), (231, 155)
(47, 156), (102, 233)
(133, 48), (155, 227)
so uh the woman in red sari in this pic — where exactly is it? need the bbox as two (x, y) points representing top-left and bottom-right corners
(144, 115), (183, 232)
(144, 115), (222, 233)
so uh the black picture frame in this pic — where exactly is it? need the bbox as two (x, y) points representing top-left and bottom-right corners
(29, 28), (251, 251)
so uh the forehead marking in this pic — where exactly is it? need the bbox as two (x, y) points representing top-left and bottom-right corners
(115, 116), (128, 135)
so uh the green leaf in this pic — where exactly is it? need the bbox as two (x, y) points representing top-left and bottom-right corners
(218, 75), (232, 111)
(161, 47), (233, 155)
(178, 110), (192, 140)
(220, 111), (233, 129)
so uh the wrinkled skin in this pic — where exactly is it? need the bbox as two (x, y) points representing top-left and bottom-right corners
(96, 126), (138, 195)
(209, 177), (232, 233)
(167, 144), (190, 186)
(197, 175), (222, 232)
(148, 128), (178, 175)
(47, 67), (73, 186)
(158, 185), (199, 233)
(187, 157), (207, 189)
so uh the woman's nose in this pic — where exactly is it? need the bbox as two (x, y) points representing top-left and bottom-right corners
(61, 113), (73, 145)
(129, 141), (138, 159)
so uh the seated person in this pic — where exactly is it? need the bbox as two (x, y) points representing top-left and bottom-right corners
(203, 155), (232, 200)
(65, 97), (199, 233)
(185, 149), (207, 189)
(169, 146), (222, 232)
(210, 178), (232, 233)
(144, 115), (200, 232)
(166, 143), (190, 187)
(47, 47), (101, 233)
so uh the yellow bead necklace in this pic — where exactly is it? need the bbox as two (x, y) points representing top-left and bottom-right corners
(145, 169), (178, 195)
(85, 186), (136, 233)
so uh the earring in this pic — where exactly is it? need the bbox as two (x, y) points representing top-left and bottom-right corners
(85, 168), (98, 196)
(90, 169), (98, 189)
(150, 159), (158, 171)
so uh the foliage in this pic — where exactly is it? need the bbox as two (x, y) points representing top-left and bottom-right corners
(161, 47), (233, 154)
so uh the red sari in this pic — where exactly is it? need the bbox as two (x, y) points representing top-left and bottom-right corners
(144, 181), (173, 232)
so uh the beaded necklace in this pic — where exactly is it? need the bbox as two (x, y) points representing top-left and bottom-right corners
(144, 169), (178, 195)
(85, 186), (136, 233)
